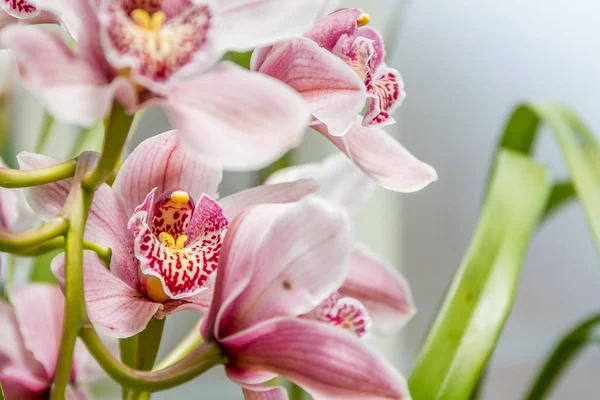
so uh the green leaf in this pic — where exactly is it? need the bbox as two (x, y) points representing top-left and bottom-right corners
(523, 313), (600, 400)
(408, 150), (551, 400)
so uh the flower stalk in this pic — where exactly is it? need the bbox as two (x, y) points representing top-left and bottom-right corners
(0, 158), (77, 188)
(0, 218), (68, 252)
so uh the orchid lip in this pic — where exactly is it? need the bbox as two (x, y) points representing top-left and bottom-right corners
(130, 188), (228, 303)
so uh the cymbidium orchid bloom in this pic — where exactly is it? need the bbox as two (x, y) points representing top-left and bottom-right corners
(19, 130), (318, 338)
(0, 284), (101, 399)
(201, 198), (411, 400)
(0, 0), (38, 19)
(268, 153), (416, 334)
(252, 8), (405, 135)
(0, 0), (333, 169)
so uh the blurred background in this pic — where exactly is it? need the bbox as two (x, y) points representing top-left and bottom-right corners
(4, 0), (600, 398)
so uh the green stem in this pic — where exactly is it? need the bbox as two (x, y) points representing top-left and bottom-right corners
(153, 322), (203, 371)
(83, 102), (133, 192)
(523, 313), (600, 400)
(136, 318), (166, 371)
(80, 327), (226, 392)
(50, 190), (92, 399)
(289, 383), (306, 400)
(12, 238), (111, 263)
(0, 159), (77, 188)
(0, 218), (68, 252)
(35, 112), (55, 153)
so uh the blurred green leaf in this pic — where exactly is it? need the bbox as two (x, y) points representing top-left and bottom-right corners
(223, 51), (253, 69)
(29, 249), (60, 284)
(524, 313), (600, 400)
(408, 150), (551, 399)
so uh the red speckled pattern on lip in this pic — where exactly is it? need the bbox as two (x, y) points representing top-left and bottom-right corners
(102, 0), (212, 86)
(301, 292), (371, 338)
(129, 188), (228, 300)
(1, 0), (38, 18)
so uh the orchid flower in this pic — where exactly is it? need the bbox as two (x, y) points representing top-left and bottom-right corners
(0, 0), (333, 169)
(201, 198), (411, 399)
(252, 8), (404, 135)
(268, 153), (416, 334)
(18, 130), (318, 338)
(0, 284), (101, 399)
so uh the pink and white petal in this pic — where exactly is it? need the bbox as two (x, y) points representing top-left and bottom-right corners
(226, 367), (277, 387)
(166, 62), (310, 170)
(113, 130), (222, 215)
(254, 38), (365, 137)
(304, 8), (362, 52)
(186, 194), (228, 244)
(242, 385), (288, 400)
(65, 385), (91, 400)
(10, 284), (65, 379)
(157, 287), (213, 319)
(339, 244), (415, 334)
(363, 67), (405, 128)
(219, 179), (319, 221)
(212, 198), (353, 338)
(1, 26), (136, 126)
(0, 374), (44, 400)
(52, 252), (161, 338)
(0, 303), (47, 391)
(314, 122), (437, 192)
(356, 27), (385, 72)
(215, 0), (323, 51)
(224, 318), (410, 400)
(266, 153), (374, 215)
(0, 0), (38, 19)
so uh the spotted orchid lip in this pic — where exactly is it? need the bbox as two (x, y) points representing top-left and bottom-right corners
(1, 0), (39, 19)
(129, 188), (228, 302)
(301, 292), (372, 338)
(99, 0), (215, 92)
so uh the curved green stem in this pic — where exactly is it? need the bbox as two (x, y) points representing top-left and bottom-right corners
(154, 322), (203, 371)
(83, 102), (133, 192)
(0, 218), (68, 252)
(13, 238), (111, 264)
(50, 190), (91, 399)
(523, 314), (600, 400)
(80, 327), (226, 392)
(0, 159), (77, 188)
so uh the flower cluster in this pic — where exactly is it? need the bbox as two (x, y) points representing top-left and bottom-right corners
(0, 1), (437, 399)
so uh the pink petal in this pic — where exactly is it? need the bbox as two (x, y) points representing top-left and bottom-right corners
(52, 252), (161, 338)
(113, 130), (222, 215)
(0, 0), (39, 19)
(216, 0), (323, 51)
(1, 26), (136, 126)
(356, 27), (385, 73)
(242, 385), (288, 400)
(314, 122), (437, 192)
(304, 8), (362, 52)
(266, 153), (374, 215)
(18, 152), (139, 288)
(166, 62), (310, 170)
(253, 38), (365, 136)
(219, 179), (319, 221)
(340, 244), (415, 334)
(223, 318), (410, 400)
(0, 303), (47, 394)
(207, 198), (353, 339)
(10, 284), (64, 379)
(65, 386), (91, 400)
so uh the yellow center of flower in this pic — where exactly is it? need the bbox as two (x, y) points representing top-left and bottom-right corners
(170, 190), (189, 205)
(131, 9), (166, 31)
(357, 13), (370, 27)
(158, 232), (188, 250)
(145, 275), (170, 303)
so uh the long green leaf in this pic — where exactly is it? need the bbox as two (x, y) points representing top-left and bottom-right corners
(408, 150), (551, 400)
(523, 313), (600, 400)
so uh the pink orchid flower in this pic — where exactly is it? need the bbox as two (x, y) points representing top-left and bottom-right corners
(267, 153), (416, 334)
(0, 284), (101, 399)
(201, 198), (411, 400)
(251, 10), (436, 192)
(252, 8), (404, 135)
(0, 0), (332, 169)
(18, 130), (318, 338)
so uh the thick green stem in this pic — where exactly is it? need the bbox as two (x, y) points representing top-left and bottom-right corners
(0, 218), (68, 252)
(523, 314), (600, 400)
(136, 318), (166, 371)
(0, 159), (77, 188)
(83, 102), (133, 192)
(80, 327), (226, 392)
(13, 238), (111, 262)
(50, 190), (92, 399)
(154, 322), (203, 371)
(289, 383), (306, 400)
